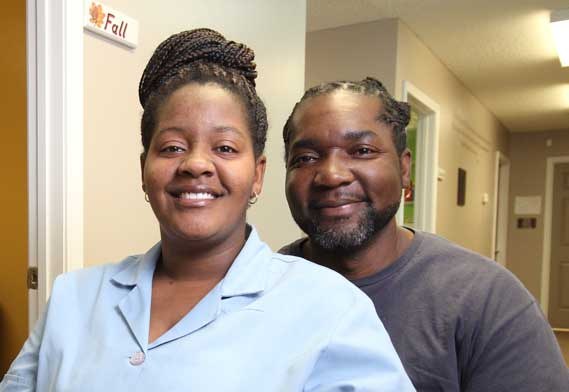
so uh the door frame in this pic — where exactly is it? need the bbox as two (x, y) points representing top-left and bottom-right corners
(540, 155), (569, 317)
(398, 80), (440, 233)
(27, 0), (84, 330)
(490, 151), (510, 266)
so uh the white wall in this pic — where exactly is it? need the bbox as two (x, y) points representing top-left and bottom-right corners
(306, 19), (398, 92)
(84, 0), (305, 265)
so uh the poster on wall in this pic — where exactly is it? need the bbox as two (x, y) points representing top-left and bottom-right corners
(84, 1), (139, 49)
(514, 196), (542, 215)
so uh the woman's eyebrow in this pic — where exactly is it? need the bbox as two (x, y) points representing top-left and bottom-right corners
(213, 126), (248, 140)
(157, 126), (185, 134)
(213, 125), (242, 134)
(156, 125), (245, 137)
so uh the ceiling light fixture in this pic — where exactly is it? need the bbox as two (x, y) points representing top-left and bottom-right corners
(551, 9), (569, 67)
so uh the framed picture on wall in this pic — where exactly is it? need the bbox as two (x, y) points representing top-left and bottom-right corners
(457, 168), (466, 206)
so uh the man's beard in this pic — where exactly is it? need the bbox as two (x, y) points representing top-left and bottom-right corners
(300, 201), (400, 253)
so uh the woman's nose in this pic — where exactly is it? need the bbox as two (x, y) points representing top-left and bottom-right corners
(313, 156), (353, 188)
(177, 149), (215, 177)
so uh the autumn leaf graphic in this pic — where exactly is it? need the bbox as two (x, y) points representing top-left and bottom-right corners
(89, 3), (105, 28)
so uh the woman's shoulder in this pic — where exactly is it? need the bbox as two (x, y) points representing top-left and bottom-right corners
(50, 254), (143, 298)
(268, 252), (366, 303)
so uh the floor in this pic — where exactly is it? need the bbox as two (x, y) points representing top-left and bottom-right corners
(554, 331), (569, 366)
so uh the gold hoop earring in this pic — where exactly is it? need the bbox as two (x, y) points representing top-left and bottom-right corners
(248, 191), (259, 205)
(144, 193), (150, 203)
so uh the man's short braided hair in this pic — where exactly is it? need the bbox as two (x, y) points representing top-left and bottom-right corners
(282, 77), (410, 161)
(139, 28), (267, 158)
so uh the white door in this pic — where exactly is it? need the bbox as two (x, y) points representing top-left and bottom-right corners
(491, 152), (509, 266)
(548, 162), (569, 329)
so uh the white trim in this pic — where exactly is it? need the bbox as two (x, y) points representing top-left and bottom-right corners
(398, 80), (440, 233)
(540, 155), (569, 316)
(490, 151), (510, 266)
(26, 0), (38, 332)
(28, 0), (84, 323)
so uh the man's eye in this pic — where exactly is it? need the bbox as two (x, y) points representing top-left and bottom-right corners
(354, 147), (375, 156)
(291, 155), (317, 166)
(216, 145), (237, 153)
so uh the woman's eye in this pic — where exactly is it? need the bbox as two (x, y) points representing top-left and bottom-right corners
(216, 145), (237, 154)
(161, 145), (185, 153)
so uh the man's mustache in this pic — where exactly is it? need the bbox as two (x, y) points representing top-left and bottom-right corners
(308, 192), (369, 209)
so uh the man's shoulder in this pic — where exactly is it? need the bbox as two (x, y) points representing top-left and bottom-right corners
(413, 231), (505, 274)
(409, 231), (534, 307)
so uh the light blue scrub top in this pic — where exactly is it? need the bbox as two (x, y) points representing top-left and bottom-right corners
(1, 227), (414, 391)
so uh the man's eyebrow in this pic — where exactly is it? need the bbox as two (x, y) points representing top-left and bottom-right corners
(289, 138), (319, 150)
(290, 130), (377, 150)
(343, 129), (377, 140)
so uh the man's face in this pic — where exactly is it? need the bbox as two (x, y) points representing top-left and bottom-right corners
(285, 90), (410, 251)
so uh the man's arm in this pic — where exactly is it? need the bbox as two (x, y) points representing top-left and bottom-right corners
(461, 272), (568, 391)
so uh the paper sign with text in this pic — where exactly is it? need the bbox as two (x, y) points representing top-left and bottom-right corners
(84, 1), (139, 48)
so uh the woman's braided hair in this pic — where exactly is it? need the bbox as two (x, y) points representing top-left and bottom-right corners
(139, 28), (267, 157)
(282, 77), (410, 162)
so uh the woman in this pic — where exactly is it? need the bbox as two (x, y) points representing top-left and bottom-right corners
(1, 29), (413, 391)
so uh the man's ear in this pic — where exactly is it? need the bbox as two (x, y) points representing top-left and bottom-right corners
(400, 148), (412, 189)
(140, 152), (147, 192)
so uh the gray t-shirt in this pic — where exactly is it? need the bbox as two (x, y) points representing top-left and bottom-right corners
(280, 230), (569, 391)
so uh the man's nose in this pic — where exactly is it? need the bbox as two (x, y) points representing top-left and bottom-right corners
(313, 155), (353, 188)
(177, 148), (215, 177)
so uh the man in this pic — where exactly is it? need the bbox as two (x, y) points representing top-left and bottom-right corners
(280, 77), (569, 391)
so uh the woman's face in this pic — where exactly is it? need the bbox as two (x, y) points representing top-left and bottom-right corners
(142, 82), (265, 246)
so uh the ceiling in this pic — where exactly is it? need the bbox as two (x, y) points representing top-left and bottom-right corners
(308, 0), (569, 133)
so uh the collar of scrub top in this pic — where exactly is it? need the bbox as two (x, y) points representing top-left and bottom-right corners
(109, 225), (272, 352)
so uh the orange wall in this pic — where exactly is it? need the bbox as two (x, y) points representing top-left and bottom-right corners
(0, 0), (28, 374)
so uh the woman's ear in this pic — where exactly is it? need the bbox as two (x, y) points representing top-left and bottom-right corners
(252, 155), (267, 196)
(140, 152), (147, 191)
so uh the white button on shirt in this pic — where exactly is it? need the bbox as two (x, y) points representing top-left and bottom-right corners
(129, 352), (145, 366)
(1, 227), (414, 391)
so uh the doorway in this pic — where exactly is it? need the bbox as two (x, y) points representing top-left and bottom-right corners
(403, 109), (419, 227)
(398, 81), (440, 233)
(547, 161), (569, 329)
(491, 152), (510, 266)
(541, 156), (569, 329)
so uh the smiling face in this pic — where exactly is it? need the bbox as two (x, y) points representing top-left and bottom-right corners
(142, 82), (265, 247)
(285, 90), (410, 251)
